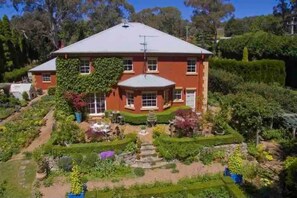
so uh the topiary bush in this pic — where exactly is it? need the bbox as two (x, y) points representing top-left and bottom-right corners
(133, 167), (145, 177)
(22, 91), (29, 101)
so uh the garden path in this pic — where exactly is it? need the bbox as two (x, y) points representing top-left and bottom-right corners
(0, 94), (45, 125)
(40, 161), (225, 198)
(11, 109), (55, 161)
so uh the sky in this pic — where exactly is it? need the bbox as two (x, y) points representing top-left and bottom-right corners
(0, 0), (277, 20)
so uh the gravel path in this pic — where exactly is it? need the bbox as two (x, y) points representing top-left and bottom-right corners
(40, 162), (225, 198)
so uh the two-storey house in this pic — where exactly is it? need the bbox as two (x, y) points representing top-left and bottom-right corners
(52, 22), (211, 115)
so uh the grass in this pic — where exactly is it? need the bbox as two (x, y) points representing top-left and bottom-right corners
(0, 160), (36, 198)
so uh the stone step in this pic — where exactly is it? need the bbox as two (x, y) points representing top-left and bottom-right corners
(131, 161), (168, 169)
(141, 142), (154, 146)
(139, 150), (157, 157)
(136, 156), (163, 164)
(140, 145), (156, 151)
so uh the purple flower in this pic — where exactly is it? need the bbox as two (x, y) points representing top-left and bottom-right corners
(99, 151), (115, 160)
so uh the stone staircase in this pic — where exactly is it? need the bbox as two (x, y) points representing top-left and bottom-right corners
(132, 142), (168, 169)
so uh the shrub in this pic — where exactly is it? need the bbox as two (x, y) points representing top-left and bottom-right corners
(236, 82), (297, 113)
(133, 167), (145, 177)
(228, 147), (243, 174)
(209, 58), (286, 86)
(70, 164), (83, 195)
(165, 163), (176, 169)
(22, 91), (29, 101)
(3, 66), (31, 82)
(284, 157), (297, 197)
(57, 156), (73, 172)
(36, 88), (43, 95)
(123, 142), (137, 153)
(47, 87), (56, 96)
(262, 129), (284, 140)
(242, 47), (249, 62)
(209, 69), (244, 94)
(120, 106), (190, 125)
(83, 153), (99, 168)
(71, 153), (84, 165)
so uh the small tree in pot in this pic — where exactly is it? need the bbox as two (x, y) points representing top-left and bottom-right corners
(68, 164), (84, 198)
(226, 147), (243, 184)
(64, 92), (87, 123)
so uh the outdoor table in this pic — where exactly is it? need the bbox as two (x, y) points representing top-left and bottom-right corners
(90, 123), (111, 134)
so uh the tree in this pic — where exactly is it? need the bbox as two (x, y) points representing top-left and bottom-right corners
(132, 7), (187, 38)
(1, 0), (84, 49)
(185, 0), (235, 52)
(85, 0), (135, 34)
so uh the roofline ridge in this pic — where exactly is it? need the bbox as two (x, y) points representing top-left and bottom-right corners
(53, 23), (124, 54)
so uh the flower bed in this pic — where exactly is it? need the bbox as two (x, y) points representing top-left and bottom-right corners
(85, 176), (246, 198)
(0, 96), (54, 161)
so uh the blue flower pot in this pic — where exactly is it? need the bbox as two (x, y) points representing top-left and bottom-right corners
(224, 168), (243, 184)
(230, 173), (243, 184)
(75, 112), (82, 123)
(67, 192), (84, 198)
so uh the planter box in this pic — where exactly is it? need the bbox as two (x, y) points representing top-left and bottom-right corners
(67, 192), (84, 198)
(223, 168), (243, 184)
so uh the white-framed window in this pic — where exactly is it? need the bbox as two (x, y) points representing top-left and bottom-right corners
(126, 91), (134, 107)
(80, 59), (90, 74)
(147, 58), (158, 71)
(142, 92), (157, 107)
(187, 59), (196, 73)
(86, 93), (106, 115)
(42, 73), (51, 82)
(123, 58), (133, 71)
(173, 89), (182, 101)
(164, 90), (169, 104)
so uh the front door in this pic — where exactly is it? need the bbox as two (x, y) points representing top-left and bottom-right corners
(186, 90), (196, 110)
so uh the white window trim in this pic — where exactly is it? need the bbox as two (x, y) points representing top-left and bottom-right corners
(173, 89), (184, 103)
(123, 57), (134, 73)
(42, 73), (51, 83)
(141, 91), (158, 109)
(88, 93), (106, 116)
(147, 57), (158, 72)
(187, 58), (197, 74)
(79, 59), (91, 75)
(125, 90), (135, 110)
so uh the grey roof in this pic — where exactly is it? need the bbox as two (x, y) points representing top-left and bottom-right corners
(10, 83), (32, 93)
(118, 74), (175, 88)
(29, 58), (56, 72)
(54, 22), (212, 55)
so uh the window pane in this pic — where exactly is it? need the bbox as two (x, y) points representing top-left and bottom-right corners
(187, 59), (196, 72)
(42, 74), (51, 82)
(174, 89), (182, 100)
(126, 92), (134, 106)
(142, 93), (157, 107)
(123, 59), (133, 71)
(80, 60), (90, 74)
(147, 59), (157, 71)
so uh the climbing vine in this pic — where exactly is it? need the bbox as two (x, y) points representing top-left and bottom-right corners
(56, 57), (123, 114)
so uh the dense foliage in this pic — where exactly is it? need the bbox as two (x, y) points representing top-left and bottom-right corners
(209, 69), (243, 94)
(284, 157), (297, 197)
(56, 57), (123, 114)
(210, 58), (286, 85)
(0, 96), (54, 161)
(0, 15), (35, 82)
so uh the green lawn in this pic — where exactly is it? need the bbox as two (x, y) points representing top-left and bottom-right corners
(0, 160), (36, 198)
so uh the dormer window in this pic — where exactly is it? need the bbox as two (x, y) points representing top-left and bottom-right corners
(80, 59), (90, 74)
(147, 58), (158, 72)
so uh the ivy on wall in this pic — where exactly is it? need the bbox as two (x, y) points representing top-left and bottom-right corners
(55, 57), (124, 113)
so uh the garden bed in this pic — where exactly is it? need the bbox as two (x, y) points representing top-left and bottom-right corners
(85, 176), (246, 198)
(0, 96), (54, 161)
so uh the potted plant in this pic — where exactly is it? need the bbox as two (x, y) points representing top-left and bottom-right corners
(225, 147), (243, 184)
(68, 164), (84, 198)
(140, 125), (146, 135)
(64, 92), (87, 123)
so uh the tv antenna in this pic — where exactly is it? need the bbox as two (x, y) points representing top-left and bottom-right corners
(139, 35), (157, 74)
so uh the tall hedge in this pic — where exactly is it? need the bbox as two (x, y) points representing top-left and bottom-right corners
(56, 57), (123, 114)
(210, 58), (286, 86)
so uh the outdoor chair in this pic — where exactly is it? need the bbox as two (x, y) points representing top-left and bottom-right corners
(147, 111), (157, 127)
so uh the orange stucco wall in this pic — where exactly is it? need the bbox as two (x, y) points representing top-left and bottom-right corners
(32, 71), (57, 90)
